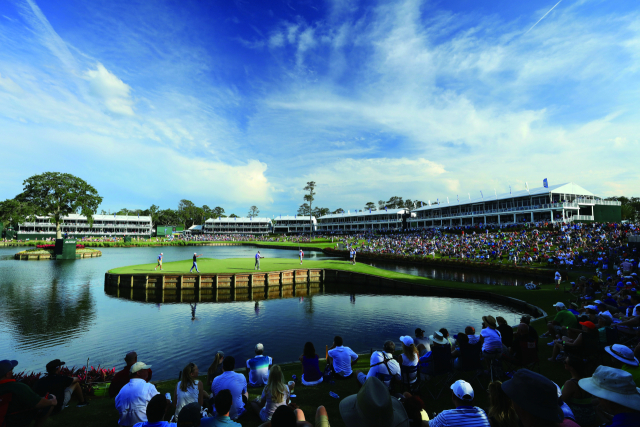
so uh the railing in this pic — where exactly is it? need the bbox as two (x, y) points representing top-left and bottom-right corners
(409, 202), (581, 220)
(571, 215), (595, 221)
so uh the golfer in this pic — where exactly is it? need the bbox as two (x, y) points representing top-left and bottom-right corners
(299, 249), (304, 265)
(190, 253), (202, 273)
(255, 251), (264, 270)
(155, 252), (163, 271)
(352, 247), (357, 265)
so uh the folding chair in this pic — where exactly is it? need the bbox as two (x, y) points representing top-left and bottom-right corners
(421, 345), (455, 400)
(400, 363), (419, 393)
(454, 342), (484, 391)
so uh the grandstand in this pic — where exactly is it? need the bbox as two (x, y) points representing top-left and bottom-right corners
(273, 215), (317, 233)
(317, 208), (413, 232)
(203, 217), (272, 234)
(407, 182), (621, 228)
(16, 214), (153, 239)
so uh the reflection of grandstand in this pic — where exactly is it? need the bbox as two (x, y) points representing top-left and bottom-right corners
(273, 216), (317, 233)
(203, 217), (272, 234)
(408, 182), (621, 228)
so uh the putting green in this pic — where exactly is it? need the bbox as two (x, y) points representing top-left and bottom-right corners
(110, 257), (391, 275)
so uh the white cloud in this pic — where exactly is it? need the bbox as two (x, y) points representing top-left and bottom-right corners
(84, 63), (135, 116)
(0, 73), (22, 94)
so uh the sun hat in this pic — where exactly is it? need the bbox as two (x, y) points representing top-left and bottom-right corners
(579, 366), (640, 410)
(0, 360), (18, 377)
(255, 343), (264, 351)
(399, 336), (414, 347)
(339, 376), (409, 427)
(429, 331), (448, 345)
(482, 315), (497, 328)
(130, 361), (152, 374)
(579, 321), (597, 330)
(605, 344), (639, 367)
(554, 302), (566, 309)
(451, 380), (474, 401)
(502, 369), (564, 423)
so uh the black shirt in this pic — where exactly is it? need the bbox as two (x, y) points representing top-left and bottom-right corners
(35, 374), (74, 413)
(193, 255), (197, 263)
(497, 324), (514, 347)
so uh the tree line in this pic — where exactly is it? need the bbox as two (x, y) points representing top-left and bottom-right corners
(297, 195), (425, 217)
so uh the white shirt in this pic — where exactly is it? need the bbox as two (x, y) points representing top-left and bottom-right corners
(328, 345), (358, 376)
(481, 327), (502, 353)
(115, 378), (160, 426)
(175, 380), (199, 419)
(365, 351), (401, 388)
(555, 272), (561, 280)
(246, 355), (273, 387)
(413, 336), (432, 353)
(211, 371), (247, 420)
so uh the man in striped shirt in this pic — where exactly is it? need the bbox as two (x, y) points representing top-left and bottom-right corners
(427, 380), (490, 427)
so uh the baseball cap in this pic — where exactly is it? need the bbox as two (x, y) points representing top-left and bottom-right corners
(579, 321), (597, 330)
(594, 300), (603, 305)
(415, 328), (425, 335)
(553, 302), (566, 309)
(46, 359), (65, 373)
(0, 360), (18, 377)
(194, 252), (197, 255)
(255, 343), (264, 352)
(585, 305), (598, 311)
(451, 380), (474, 401)
(130, 361), (152, 374)
(399, 336), (414, 347)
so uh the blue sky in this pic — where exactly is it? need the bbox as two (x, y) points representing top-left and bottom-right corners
(0, 0), (638, 217)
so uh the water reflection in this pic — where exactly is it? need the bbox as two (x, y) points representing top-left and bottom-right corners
(0, 278), (95, 350)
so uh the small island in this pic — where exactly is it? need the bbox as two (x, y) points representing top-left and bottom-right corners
(15, 243), (102, 260)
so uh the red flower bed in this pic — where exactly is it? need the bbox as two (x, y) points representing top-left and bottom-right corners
(13, 366), (116, 395)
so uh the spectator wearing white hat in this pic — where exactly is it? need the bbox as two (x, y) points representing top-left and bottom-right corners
(544, 302), (578, 339)
(247, 343), (273, 387)
(606, 344), (640, 387)
(354, 340), (400, 389)
(578, 366), (640, 426)
(115, 362), (160, 427)
(427, 380), (490, 427)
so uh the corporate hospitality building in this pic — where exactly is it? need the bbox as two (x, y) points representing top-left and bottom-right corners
(16, 214), (153, 240)
(317, 209), (413, 232)
(272, 216), (317, 233)
(407, 182), (621, 228)
(203, 217), (273, 234)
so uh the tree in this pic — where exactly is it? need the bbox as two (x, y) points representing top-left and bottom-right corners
(333, 208), (344, 214)
(0, 199), (35, 227)
(178, 199), (200, 227)
(229, 213), (238, 218)
(248, 206), (260, 218)
(297, 203), (310, 216)
(404, 199), (413, 209)
(118, 208), (130, 216)
(213, 206), (226, 218)
(378, 200), (386, 210)
(304, 181), (316, 239)
(313, 207), (330, 218)
(12, 172), (102, 239)
(386, 196), (403, 209)
(149, 204), (160, 225)
(365, 202), (376, 211)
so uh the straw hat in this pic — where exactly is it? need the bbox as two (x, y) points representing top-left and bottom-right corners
(579, 366), (640, 410)
(429, 331), (447, 345)
(605, 344), (639, 367)
(482, 315), (497, 328)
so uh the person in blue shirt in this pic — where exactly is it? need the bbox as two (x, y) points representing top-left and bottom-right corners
(201, 389), (240, 426)
(155, 253), (163, 271)
(190, 253), (202, 273)
(255, 251), (264, 270)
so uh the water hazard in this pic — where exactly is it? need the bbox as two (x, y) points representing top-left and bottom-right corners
(0, 245), (530, 380)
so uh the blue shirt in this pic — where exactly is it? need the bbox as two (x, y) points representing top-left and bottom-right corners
(211, 371), (247, 420)
(255, 253), (260, 260)
(246, 355), (272, 387)
(201, 415), (242, 427)
(608, 412), (640, 427)
(429, 406), (490, 427)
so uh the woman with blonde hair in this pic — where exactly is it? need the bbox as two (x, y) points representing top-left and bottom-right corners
(399, 336), (419, 387)
(487, 380), (518, 427)
(250, 364), (291, 422)
(175, 362), (209, 420)
(207, 351), (224, 390)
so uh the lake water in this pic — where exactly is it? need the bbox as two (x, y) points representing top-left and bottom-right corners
(0, 245), (529, 380)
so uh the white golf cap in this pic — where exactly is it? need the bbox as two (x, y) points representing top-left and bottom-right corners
(585, 305), (598, 311)
(160, 252), (163, 254)
(451, 380), (474, 401)
(255, 343), (264, 351)
(130, 361), (152, 374)
(399, 336), (414, 347)
(194, 252), (197, 255)
(553, 302), (566, 308)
